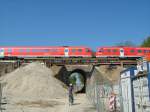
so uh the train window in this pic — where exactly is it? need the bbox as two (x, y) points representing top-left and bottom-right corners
(138, 50), (142, 53)
(64, 49), (69, 53)
(19, 49), (25, 52)
(78, 49), (82, 52)
(32, 49), (38, 52)
(32, 49), (47, 52)
(44, 49), (49, 52)
(147, 50), (150, 53)
(0, 49), (3, 52)
(72, 49), (76, 52)
(99, 49), (103, 52)
(130, 50), (135, 53)
(144, 50), (148, 53)
(99, 50), (102, 52)
(146, 50), (150, 53)
(8, 48), (12, 53)
(113, 49), (117, 52)
(120, 50), (124, 52)
(43, 49), (47, 52)
(26, 49), (30, 52)
(107, 49), (111, 52)
(48, 49), (58, 52)
(49, 49), (53, 52)
(39, 49), (43, 52)
(53, 49), (58, 52)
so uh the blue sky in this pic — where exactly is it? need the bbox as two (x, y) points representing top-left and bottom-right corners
(0, 0), (150, 50)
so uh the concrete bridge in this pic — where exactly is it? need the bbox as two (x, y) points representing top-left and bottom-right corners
(50, 64), (123, 92)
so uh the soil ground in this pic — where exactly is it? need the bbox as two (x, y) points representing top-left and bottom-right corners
(1, 94), (96, 112)
(67, 94), (96, 112)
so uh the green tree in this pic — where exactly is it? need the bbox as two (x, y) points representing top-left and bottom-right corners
(141, 37), (150, 47)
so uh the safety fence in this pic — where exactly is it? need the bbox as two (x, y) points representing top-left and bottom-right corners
(0, 83), (2, 112)
(86, 81), (123, 112)
(86, 66), (123, 112)
(0, 82), (6, 112)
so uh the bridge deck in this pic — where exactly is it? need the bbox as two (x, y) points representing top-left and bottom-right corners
(0, 57), (138, 65)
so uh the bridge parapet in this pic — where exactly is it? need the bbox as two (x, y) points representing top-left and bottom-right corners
(65, 65), (93, 72)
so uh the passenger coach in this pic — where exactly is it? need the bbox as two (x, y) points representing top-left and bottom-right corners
(0, 46), (92, 58)
(96, 46), (150, 60)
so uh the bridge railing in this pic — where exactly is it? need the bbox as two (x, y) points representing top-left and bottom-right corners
(0, 57), (138, 66)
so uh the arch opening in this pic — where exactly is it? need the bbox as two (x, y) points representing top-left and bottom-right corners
(69, 69), (86, 93)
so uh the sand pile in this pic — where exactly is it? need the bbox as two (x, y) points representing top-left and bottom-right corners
(1, 62), (66, 102)
(50, 65), (62, 76)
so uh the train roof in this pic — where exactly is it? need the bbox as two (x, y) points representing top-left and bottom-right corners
(0, 46), (91, 48)
(97, 46), (150, 49)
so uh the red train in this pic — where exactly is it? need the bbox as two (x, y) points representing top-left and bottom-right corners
(0, 46), (92, 58)
(0, 46), (150, 60)
(96, 46), (150, 60)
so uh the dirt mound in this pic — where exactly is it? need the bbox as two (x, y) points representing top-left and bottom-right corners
(1, 62), (66, 102)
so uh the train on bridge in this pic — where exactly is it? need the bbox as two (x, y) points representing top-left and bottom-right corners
(0, 46), (150, 60)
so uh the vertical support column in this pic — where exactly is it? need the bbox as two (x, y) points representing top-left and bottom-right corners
(120, 61), (124, 67)
(96, 82), (100, 112)
(0, 82), (1, 112)
(17, 60), (21, 68)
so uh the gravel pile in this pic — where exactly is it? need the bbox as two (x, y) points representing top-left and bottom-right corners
(1, 62), (66, 102)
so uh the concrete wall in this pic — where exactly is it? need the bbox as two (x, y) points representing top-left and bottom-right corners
(0, 63), (17, 77)
(87, 65), (123, 85)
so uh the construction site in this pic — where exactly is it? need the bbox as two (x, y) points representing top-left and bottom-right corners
(0, 0), (150, 111)
(0, 57), (149, 112)
(0, 61), (97, 112)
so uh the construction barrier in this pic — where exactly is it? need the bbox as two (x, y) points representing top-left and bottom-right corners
(86, 66), (122, 112)
(86, 58), (150, 112)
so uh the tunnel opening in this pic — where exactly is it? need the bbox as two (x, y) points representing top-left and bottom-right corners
(69, 69), (86, 93)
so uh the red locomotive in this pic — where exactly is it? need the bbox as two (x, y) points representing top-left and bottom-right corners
(0, 46), (92, 58)
(96, 46), (150, 60)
